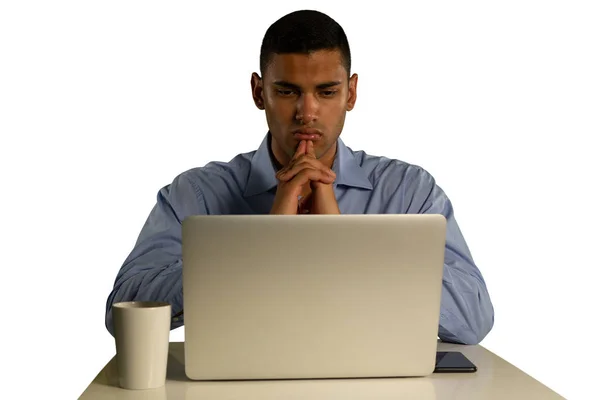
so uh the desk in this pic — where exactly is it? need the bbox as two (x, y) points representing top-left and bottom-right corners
(80, 341), (563, 399)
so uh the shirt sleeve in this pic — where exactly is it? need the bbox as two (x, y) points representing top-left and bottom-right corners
(405, 167), (495, 345)
(104, 172), (207, 337)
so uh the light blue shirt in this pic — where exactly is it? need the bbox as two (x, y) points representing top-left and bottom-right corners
(106, 132), (494, 345)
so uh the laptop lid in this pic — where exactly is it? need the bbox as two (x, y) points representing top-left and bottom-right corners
(182, 214), (447, 380)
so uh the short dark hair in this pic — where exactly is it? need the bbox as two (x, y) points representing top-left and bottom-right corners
(259, 10), (351, 78)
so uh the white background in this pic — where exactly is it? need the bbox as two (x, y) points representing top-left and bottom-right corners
(1, 1), (598, 398)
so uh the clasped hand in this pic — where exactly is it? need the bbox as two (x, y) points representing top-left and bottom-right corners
(270, 140), (340, 215)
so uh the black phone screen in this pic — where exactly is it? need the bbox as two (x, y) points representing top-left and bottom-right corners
(434, 351), (477, 373)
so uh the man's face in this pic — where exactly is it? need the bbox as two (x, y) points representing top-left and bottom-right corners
(251, 49), (358, 166)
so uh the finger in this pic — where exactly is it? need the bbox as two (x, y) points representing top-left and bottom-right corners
(292, 140), (307, 161)
(278, 159), (336, 182)
(289, 168), (336, 187)
(306, 140), (316, 158)
(284, 161), (335, 181)
(275, 141), (306, 179)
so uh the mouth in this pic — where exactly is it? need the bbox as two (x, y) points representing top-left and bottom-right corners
(293, 128), (322, 141)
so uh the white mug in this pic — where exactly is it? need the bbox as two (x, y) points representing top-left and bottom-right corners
(112, 301), (171, 390)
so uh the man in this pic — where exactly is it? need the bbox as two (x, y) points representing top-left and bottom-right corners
(105, 9), (494, 345)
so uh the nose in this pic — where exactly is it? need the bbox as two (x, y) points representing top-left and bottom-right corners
(295, 93), (318, 125)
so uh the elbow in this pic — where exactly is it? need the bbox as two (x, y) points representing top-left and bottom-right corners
(105, 299), (118, 338)
(460, 307), (495, 345)
(105, 298), (117, 338)
(444, 324), (492, 346)
(479, 309), (495, 343)
(460, 324), (492, 345)
(439, 302), (495, 345)
(104, 285), (124, 338)
(472, 294), (495, 344)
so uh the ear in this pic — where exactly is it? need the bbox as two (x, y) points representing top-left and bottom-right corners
(346, 73), (358, 111)
(251, 72), (265, 110)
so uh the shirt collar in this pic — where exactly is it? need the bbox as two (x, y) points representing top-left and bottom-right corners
(243, 132), (373, 198)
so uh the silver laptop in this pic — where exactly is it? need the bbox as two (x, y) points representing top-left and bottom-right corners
(182, 214), (447, 381)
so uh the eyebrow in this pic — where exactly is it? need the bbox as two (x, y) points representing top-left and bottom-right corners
(272, 80), (342, 90)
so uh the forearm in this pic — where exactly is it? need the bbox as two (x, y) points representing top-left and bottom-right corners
(437, 255), (495, 345)
(105, 172), (206, 337)
(405, 170), (495, 344)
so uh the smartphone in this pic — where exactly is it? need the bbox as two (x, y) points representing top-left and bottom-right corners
(434, 351), (477, 373)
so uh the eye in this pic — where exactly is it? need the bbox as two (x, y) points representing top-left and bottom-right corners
(321, 90), (338, 97)
(276, 89), (296, 97)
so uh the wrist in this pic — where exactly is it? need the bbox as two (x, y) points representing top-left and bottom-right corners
(310, 183), (340, 214)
